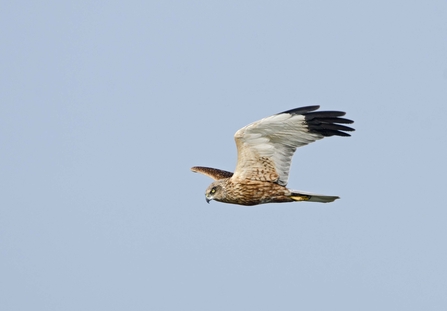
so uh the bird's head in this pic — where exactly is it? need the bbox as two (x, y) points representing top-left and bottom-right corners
(205, 180), (226, 204)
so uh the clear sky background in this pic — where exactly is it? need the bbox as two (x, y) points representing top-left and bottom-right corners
(1, 1), (447, 310)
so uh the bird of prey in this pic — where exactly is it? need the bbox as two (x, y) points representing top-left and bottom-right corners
(191, 106), (354, 206)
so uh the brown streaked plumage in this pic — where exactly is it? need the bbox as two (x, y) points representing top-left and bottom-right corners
(191, 105), (354, 206)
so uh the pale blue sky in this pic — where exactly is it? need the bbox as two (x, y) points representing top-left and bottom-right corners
(1, 1), (447, 310)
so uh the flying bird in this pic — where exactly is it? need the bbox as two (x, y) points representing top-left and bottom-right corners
(191, 106), (354, 205)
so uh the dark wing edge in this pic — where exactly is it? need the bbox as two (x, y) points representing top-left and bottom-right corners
(277, 106), (355, 137)
(278, 105), (320, 115)
(303, 110), (355, 137)
(191, 166), (234, 180)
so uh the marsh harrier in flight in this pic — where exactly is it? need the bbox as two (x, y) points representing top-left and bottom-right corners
(191, 106), (354, 205)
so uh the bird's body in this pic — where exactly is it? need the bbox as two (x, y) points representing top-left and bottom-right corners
(191, 106), (354, 206)
(207, 178), (291, 206)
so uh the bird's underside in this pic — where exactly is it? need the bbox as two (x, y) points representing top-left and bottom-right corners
(191, 105), (354, 206)
(190, 167), (340, 205)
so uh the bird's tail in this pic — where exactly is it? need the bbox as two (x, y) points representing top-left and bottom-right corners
(289, 190), (339, 203)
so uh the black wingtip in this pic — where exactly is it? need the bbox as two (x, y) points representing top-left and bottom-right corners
(276, 105), (355, 137)
(304, 110), (355, 137)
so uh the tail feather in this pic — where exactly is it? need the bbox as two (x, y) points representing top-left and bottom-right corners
(290, 190), (339, 203)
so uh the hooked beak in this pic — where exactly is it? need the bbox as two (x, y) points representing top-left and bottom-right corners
(206, 197), (210, 204)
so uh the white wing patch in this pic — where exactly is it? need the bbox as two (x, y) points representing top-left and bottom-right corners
(233, 113), (323, 186)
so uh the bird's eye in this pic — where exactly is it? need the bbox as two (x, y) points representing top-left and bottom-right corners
(210, 187), (216, 194)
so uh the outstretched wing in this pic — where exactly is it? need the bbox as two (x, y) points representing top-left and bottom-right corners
(191, 166), (234, 180)
(232, 106), (354, 186)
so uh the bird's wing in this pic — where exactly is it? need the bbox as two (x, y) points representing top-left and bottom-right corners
(232, 106), (354, 186)
(191, 166), (234, 180)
